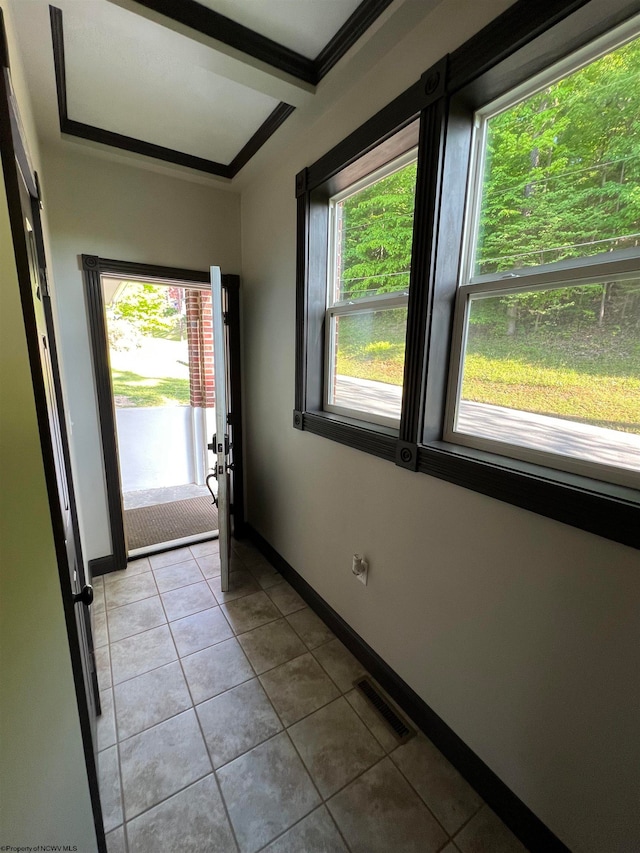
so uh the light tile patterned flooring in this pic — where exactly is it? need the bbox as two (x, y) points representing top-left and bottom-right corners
(92, 539), (528, 853)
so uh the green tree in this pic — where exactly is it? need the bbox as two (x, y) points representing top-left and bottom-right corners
(475, 35), (640, 334)
(107, 283), (180, 351)
(338, 161), (417, 300)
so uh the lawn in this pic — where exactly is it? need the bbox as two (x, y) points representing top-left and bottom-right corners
(109, 337), (191, 407)
(337, 328), (640, 434)
(111, 370), (190, 407)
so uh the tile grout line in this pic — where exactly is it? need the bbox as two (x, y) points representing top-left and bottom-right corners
(114, 571), (222, 846)
(156, 560), (242, 853)
(103, 542), (454, 853)
(118, 564), (167, 850)
(191, 545), (256, 853)
(104, 580), (128, 852)
(450, 801), (486, 846)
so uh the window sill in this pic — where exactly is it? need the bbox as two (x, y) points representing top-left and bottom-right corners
(418, 440), (639, 549)
(294, 408), (639, 549)
(296, 410), (398, 462)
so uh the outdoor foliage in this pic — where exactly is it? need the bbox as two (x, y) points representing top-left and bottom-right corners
(477, 36), (640, 274)
(107, 283), (184, 351)
(337, 161), (417, 300)
(335, 33), (640, 435)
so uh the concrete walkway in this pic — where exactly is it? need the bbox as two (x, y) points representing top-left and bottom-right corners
(335, 375), (640, 473)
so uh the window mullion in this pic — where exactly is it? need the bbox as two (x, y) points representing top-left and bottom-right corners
(397, 96), (449, 462)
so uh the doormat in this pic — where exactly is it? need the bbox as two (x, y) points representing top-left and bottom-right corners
(124, 495), (219, 550)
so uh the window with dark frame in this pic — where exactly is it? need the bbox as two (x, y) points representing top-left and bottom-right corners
(294, 0), (640, 550)
(325, 149), (418, 427)
(445, 18), (640, 491)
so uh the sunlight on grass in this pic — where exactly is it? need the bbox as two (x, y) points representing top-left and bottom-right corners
(336, 330), (640, 433)
(462, 355), (640, 433)
(111, 370), (190, 407)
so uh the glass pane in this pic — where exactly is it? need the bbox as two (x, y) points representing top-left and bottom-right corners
(105, 281), (190, 408)
(455, 279), (640, 474)
(475, 34), (640, 276)
(329, 307), (408, 421)
(334, 159), (417, 301)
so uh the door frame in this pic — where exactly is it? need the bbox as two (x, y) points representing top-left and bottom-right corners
(82, 255), (245, 574)
(0, 10), (106, 850)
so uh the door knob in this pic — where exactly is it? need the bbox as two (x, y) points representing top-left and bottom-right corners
(73, 584), (94, 606)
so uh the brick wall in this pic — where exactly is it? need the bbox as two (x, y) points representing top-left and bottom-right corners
(185, 289), (215, 408)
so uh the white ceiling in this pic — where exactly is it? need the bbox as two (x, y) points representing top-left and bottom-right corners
(196, 0), (363, 58)
(9, 0), (432, 181)
(63, 1), (280, 162)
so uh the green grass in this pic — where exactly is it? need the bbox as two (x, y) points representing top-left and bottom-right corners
(337, 345), (405, 386)
(337, 327), (640, 433)
(111, 370), (189, 407)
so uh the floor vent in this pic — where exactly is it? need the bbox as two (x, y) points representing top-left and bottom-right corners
(354, 677), (416, 744)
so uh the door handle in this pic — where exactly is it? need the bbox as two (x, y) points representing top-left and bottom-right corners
(73, 584), (94, 606)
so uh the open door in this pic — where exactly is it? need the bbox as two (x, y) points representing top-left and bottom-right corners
(211, 266), (231, 591)
(0, 27), (105, 849)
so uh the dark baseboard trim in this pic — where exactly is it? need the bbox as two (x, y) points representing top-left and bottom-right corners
(88, 554), (116, 577)
(245, 522), (571, 853)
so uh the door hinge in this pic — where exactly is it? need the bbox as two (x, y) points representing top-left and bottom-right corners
(40, 269), (50, 298)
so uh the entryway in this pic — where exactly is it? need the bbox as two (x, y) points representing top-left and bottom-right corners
(83, 257), (245, 572)
(102, 276), (218, 554)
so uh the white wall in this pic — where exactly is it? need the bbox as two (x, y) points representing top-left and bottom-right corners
(116, 406), (195, 491)
(41, 148), (241, 559)
(0, 2), (97, 848)
(240, 1), (640, 851)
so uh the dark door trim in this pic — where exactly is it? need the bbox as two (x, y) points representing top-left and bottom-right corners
(0, 10), (105, 850)
(83, 256), (245, 572)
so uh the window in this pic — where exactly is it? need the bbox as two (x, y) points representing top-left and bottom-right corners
(325, 152), (417, 426)
(445, 22), (640, 490)
(295, 0), (639, 549)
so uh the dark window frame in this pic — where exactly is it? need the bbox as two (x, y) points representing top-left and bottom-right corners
(294, 0), (640, 550)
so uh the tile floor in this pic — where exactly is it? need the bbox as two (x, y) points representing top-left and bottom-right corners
(92, 538), (528, 853)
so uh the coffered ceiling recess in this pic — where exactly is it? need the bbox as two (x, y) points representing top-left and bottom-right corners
(17, 0), (397, 179)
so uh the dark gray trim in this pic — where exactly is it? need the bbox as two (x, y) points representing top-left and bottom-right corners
(223, 274), (246, 538)
(293, 0), (640, 550)
(302, 412), (397, 462)
(63, 118), (233, 178)
(49, 5), (67, 126)
(417, 442), (640, 550)
(315, 0), (395, 81)
(124, 0), (396, 85)
(48, 6), (293, 179)
(305, 76), (433, 191)
(447, 0), (592, 94)
(83, 255), (128, 573)
(0, 8), (9, 71)
(228, 103), (296, 176)
(0, 37), (106, 851)
(129, 0), (315, 83)
(88, 555), (117, 578)
(245, 524), (571, 853)
(90, 256), (210, 283)
(421, 94), (470, 444)
(399, 93), (447, 445)
(395, 441), (418, 471)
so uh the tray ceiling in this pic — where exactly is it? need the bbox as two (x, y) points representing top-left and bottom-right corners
(194, 0), (363, 59)
(11, 0), (400, 179)
(62, 2), (280, 164)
